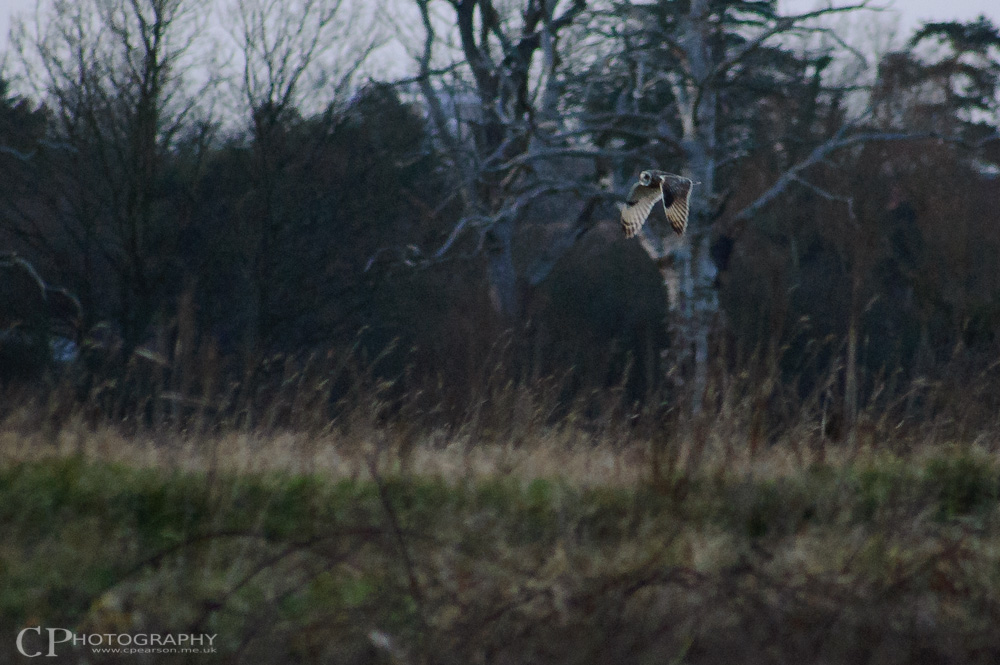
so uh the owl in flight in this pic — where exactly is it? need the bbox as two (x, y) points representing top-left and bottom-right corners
(618, 170), (694, 238)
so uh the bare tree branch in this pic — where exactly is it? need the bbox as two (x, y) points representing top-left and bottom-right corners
(727, 124), (946, 233)
(708, 2), (875, 85)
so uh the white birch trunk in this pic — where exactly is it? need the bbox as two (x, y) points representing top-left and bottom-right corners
(635, 0), (720, 411)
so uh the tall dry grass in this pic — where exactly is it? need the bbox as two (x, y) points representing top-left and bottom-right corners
(4, 339), (1000, 663)
(2, 330), (999, 485)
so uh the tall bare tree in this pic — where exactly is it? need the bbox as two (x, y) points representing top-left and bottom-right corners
(409, 0), (600, 321)
(231, 0), (379, 353)
(8, 0), (208, 351)
(582, 0), (924, 410)
(408, 0), (929, 411)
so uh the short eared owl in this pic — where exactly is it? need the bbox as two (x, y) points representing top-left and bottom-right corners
(618, 170), (694, 238)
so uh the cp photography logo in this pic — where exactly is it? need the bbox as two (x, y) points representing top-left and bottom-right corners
(16, 627), (218, 657)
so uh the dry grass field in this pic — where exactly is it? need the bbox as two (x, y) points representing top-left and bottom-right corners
(3, 365), (1000, 664)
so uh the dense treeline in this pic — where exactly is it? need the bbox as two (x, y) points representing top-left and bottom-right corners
(1, 0), (999, 431)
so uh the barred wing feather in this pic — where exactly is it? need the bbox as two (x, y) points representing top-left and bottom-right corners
(618, 183), (663, 238)
(660, 176), (692, 235)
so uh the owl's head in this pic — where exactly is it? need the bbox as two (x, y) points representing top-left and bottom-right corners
(639, 171), (654, 186)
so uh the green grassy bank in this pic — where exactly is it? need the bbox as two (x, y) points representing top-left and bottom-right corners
(2, 440), (1000, 663)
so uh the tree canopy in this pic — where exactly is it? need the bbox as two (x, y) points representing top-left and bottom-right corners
(1, 0), (999, 429)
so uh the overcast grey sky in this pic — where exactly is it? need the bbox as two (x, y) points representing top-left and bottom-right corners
(2, 0), (997, 69)
(781, 0), (997, 31)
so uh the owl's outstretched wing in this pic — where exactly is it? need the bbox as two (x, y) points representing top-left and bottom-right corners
(618, 182), (663, 238)
(660, 175), (693, 236)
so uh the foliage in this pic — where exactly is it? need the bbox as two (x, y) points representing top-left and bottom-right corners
(0, 1), (999, 430)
